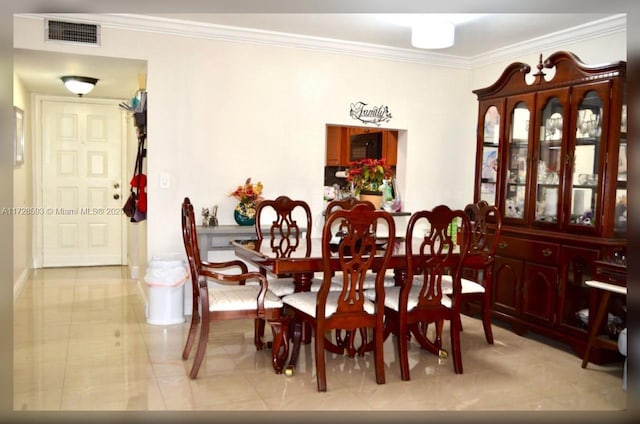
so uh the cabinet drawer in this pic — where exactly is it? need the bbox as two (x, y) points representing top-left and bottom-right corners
(496, 236), (559, 266)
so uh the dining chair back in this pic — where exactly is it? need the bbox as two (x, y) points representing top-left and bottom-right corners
(253, 195), (318, 344)
(324, 197), (387, 355)
(181, 197), (288, 378)
(325, 197), (375, 216)
(256, 195), (313, 261)
(282, 203), (396, 391)
(383, 205), (471, 380)
(324, 198), (390, 284)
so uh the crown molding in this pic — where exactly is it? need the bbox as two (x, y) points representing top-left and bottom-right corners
(16, 13), (626, 70)
(469, 14), (627, 68)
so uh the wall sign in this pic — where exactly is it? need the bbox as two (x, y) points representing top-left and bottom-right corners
(349, 101), (392, 126)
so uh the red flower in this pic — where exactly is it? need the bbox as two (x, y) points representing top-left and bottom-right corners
(346, 158), (394, 195)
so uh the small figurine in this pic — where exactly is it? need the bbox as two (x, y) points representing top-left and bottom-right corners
(202, 208), (210, 227)
(210, 205), (219, 227)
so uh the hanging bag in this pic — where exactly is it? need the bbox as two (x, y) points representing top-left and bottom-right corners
(123, 192), (136, 218)
(123, 134), (147, 222)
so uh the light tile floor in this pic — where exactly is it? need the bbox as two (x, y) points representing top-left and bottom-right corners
(13, 266), (628, 417)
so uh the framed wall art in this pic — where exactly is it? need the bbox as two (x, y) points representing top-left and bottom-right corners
(14, 106), (24, 166)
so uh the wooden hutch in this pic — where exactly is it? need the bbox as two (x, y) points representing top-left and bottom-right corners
(472, 51), (627, 362)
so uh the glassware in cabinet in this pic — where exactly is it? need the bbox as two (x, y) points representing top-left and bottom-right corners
(614, 94), (627, 234)
(535, 95), (564, 224)
(569, 89), (604, 228)
(480, 105), (501, 204)
(504, 101), (530, 220)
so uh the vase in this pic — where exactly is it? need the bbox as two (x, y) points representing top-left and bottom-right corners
(234, 202), (256, 226)
(359, 191), (383, 210)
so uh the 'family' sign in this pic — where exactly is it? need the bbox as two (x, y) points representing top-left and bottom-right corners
(349, 101), (392, 126)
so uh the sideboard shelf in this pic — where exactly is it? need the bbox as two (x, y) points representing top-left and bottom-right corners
(197, 225), (261, 261)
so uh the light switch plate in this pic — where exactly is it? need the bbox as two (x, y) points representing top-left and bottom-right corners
(159, 172), (171, 189)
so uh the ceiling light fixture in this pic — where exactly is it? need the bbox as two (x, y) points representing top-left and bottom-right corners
(411, 19), (455, 49)
(60, 75), (98, 96)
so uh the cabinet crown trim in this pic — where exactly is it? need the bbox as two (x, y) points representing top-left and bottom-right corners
(473, 51), (626, 99)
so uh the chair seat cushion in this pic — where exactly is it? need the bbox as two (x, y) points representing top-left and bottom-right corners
(309, 278), (338, 292)
(209, 285), (283, 312)
(440, 275), (485, 294)
(364, 285), (452, 311)
(264, 277), (297, 297)
(248, 277), (325, 297)
(282, 291), (376, 317)
(330, 272), (395, 290)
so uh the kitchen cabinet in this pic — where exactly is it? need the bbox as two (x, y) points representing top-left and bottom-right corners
(473, 51), (626, 362)
(325, 125), (398, 166)
(383, 130), (398, 166)
(326, 125), (347, 166)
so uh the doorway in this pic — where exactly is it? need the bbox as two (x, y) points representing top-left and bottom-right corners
(34, 95), (128, 267)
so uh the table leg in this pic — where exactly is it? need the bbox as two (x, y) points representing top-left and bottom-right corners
(293, 272), (314, 292)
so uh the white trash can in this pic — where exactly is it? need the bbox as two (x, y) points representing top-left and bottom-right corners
(144, 256), (189, 325)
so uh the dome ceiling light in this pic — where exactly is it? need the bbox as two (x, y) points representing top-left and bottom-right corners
(60, 75), (98, 96)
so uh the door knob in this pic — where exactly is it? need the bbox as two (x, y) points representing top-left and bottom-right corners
(113, 194), (120, 200)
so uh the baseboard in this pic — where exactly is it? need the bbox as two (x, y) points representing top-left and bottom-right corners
(130, 265), (139, 279)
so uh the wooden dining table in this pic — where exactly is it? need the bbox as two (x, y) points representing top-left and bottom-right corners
(231, 236), (424, 292)
(232, 235), (463, 359)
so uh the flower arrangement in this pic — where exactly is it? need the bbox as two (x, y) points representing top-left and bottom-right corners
(229, 177), (264, 205)
(346, 158), (394, 195)
(229, 178), (264, 225)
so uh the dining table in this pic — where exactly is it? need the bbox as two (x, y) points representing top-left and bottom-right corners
(231, 236), (414, 292)
(232, 235), (411, 351)
(232, 235), (464, 360)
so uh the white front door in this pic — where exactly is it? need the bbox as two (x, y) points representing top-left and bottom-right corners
(41, 99), (126, 267)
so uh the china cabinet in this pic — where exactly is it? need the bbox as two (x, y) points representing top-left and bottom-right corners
(473, 51), (626, 362)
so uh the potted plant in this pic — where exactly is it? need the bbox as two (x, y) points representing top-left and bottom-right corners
(346, 158), (394, 209)
(229, 177), (264, 226)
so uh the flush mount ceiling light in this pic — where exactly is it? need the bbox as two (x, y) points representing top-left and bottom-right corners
(60, 75), (98, 96)
(411, 19), (455, 49)
(382, 14), (483, 50)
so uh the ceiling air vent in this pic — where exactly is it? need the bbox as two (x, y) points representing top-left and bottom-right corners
(46, 19), (100, 46)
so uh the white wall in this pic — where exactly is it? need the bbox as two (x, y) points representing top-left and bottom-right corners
(13, 14), (626, 267)
(141, 33), (475, 257)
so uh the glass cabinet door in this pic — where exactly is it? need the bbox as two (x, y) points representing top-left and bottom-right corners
(615, 92), (627, 234)
(570, 90), (603, 228)
(504, 101), (530, 220)
(480, 105), (500, 204)
(535, 96), (564, 224)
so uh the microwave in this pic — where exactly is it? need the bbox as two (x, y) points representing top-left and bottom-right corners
(350, 132), (382, 161)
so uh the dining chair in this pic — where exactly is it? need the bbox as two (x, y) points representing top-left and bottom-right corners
(379, 205), (471, 380)
(325, 197), (394, 356)
(325, 196), (375, 216)
(181, 197), (288, 378)
(440, 200), (502, 344)
(253, 195), (322, 342)
(282, 203), (396, 391)
(326, 197), (396, 289)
